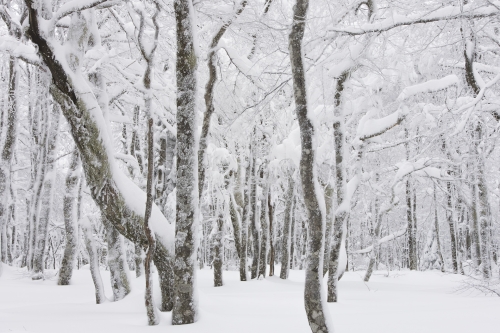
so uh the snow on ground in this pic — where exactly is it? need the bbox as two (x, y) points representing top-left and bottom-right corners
(0, 265), (498, 333)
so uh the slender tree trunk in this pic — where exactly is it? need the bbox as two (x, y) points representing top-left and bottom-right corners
(82, 217), (106, 304)
(104, 220), (131, 301)
(280, 175), (294, 279)
(407, 179), (418, 270)
(250, 157), (259, 279)
(476, 123), (491, 278)
(135, 243), (143, 277)
(0, 56), (18, 276)
(327, 69), (350, 301)
(258, 179), (269, 278)
(289, 0), (331, 330)
(268, 193), (275, 277)
(239, 155), (251, 281)
(58, 150), (81, 285)
(446, 181), (458, 273)
(213, 210), (224, 287)
(173, 0), (199, 324)
(433, 184), (445, 272)
(322, 183), (334, 276)
(32, 105), (60, 279)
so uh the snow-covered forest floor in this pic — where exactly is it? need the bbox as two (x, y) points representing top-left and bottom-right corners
(1, 266), (497, 333)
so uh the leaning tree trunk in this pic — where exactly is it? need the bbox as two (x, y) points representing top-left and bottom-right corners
(25, 5), (174, 309)
(81, 217), (106, 304)
(58, 150), (81, 285)
(280, 174), (295, 280)
(173, 0), (199, 324)
(289, 0), (331, 330)
(32, 104), (60, 279)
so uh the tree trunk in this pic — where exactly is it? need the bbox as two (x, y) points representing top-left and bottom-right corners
(173, 0), (199, 324)
(327, 69), (350, 301)
(476, 123), (491, 278)
(446, 182), (458, 273)
(289, 0), (331, 330)
(239, 155), (251, 281)
(58, 150), (81, 285)
(322, 183), (334, 276)
(82, 217), (106, 304)
(258, 174), (269, 279)
(268, 193), (275, 277)
(104, 220), (131, 301)
(250, 157), (259, 279)
(280, 175), (294, 280)
(0, 56), (18, 276)
(135, 243), (143, 278)
(32, 104), (60, 279)
(213, 210), (224, 287)
(433, 184), (445, 272)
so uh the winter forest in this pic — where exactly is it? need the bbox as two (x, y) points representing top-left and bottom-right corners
(0, 0), (499, 332)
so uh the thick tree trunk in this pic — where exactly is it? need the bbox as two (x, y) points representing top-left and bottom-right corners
(173, 0), (199, 324)
(32, 105), (60, 279)
(58, 150), (81, 285)
(289, 0), (331, 330)
(82, 217), (106, 304)
(280, 175), (294, 280)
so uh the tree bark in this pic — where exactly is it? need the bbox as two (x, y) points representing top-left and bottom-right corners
(258, 171), (269, 279)
(58, 150), (81, 285)
(239, 155), (252, 281)
(104, 220), (131, 301)
(280, 174), (294, 280)
(82, 217), (106, 304)
(289, 0), (331, 330)
(32, 104), (60, 279)
(268, 193), (275, 277)
(433, 184), (445, 272)
(213, 210), (224, 287)
(327, 68), (351, 301)
(173, 0), (199, 324)
(250, 157), (259, 279)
